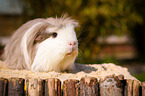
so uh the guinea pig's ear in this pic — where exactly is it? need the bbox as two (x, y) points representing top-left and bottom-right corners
(33, 24), (50, 44)
(34, 32), (50, 44)
(35, 32), (43, 41)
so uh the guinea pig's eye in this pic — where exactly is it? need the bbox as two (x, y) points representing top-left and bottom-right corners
(52, 32), (57, 38)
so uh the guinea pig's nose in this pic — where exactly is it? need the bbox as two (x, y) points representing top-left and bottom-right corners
(69, 41), (76, 46)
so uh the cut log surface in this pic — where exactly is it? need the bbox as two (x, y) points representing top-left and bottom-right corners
(0, 78), (8, 96)
(8, 78), (24, 96)
(99, 74), (124, 96)
(0, 61), (137, 82)
(26, 78), (44, 96)
(78, 77), (99, 96)
(45, 78), (61, 96)
(63, 79), (79, 96)
(133, 80), (140, 96)
(124, 79), (140, 96)
(0, 61), (140, 96)
(125, 79), (133, 96)
(142, 82), (145, 96)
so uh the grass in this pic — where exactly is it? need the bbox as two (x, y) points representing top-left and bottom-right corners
(133, 73), (145, 82)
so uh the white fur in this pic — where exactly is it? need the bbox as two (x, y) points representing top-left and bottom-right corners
(46, 27), (58, 33)
(21, 22), (42, 69)
(2, 16), (78, 71)
(31, 24), (78, 72)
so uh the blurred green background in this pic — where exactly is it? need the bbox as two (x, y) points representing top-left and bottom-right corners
(0, 0), (145, 81)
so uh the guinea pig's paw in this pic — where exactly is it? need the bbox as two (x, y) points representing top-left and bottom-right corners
(66, 66), (77, 73)
(66, 69), (76, 73)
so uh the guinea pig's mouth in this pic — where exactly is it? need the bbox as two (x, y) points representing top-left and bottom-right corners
(66, 51), (74, 55)
(66, 48), (77, 56)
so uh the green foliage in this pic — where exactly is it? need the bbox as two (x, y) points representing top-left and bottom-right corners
(23, 0), (143, 63)
(133, 73), (145, 82)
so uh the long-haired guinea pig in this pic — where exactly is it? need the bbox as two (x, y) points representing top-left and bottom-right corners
(2, 16), (79, 72)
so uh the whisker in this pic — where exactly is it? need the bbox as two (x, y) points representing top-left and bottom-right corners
(75, 48), (84, 63)
(78, 48), (84, 57)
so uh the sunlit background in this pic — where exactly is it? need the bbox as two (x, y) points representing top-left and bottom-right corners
(0, 0), (145, 81)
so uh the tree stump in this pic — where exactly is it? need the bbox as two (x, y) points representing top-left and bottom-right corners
(133, 80), (140, 96)
(142, 82), (145, 96)
(0, 63), (143, 96)
(8, 78), (24, 96)
(0, 78), (8, 96)
(124, 79), (140, 96)
(26, 78), (44, 96)
(44, 78), (61, 96)
(63, 79), (79, 96)
(99, 74), (124, 96)
(78, 77), (99, 96)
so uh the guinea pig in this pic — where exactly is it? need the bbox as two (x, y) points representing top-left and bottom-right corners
(1, 16), (79, 72)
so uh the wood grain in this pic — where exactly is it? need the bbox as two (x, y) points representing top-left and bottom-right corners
(100, 74), (124, 96)
(78, 77), (99, 96)
(0, 78), (8, 96)
(63, 79), (79, 96)
(26, 78), (44, 96)
(45, 78), (61, 96)
(142, 82), (145, 96)
(8, 78), (24, 96)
